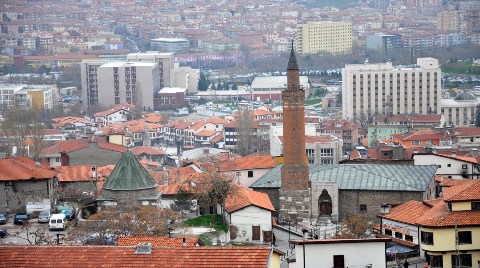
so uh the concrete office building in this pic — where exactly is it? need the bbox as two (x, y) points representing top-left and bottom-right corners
(150, 38), (190, 54)
(441, 91), (480, 126)
(296, 21), (352, 55)
(342, 58), (442, 120)
(97, 62), (159, 111)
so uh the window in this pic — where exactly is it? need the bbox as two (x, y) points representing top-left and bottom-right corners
(252, 225), (260, 241)
(405, 235), (413, 242)
(359, 204), (367, 212)
(451, 254), (472, 268)
(462, 164), (467, 170)
(5, 181), (13, 186)
(306, 149), (315, 157)
(55, 157), (60, 162)
(458, 231), (472, 244)
(247, 171), (253, 178)
(394, 232), (403, 239)
(412, 140), (421, 145)
(421, 231), (433, 245)
(472, 202), (480, 210)
(333, 255), (344, 268)
(430, 256), (443, 268)
(447, 164), (451, 167)
(384, 229), (392, 236)
(320, 148), (333, 157)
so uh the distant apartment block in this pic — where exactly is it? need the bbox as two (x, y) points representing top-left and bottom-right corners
(437, 10), (463, 32)
(296, 21), (352, 55)
(0, 84), (54, 111)
(127, 52), (174, 89)
(150, 38), (190, 54)
(365, 34), (402, 57)
(342, 58), (442, 120)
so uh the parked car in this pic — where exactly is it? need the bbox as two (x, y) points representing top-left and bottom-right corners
(60, 209), (75, 221)
(0, 228), (8, 238)
(13, 213), (30, 225)
(38, 211), (51, 223)
(49, 214), (67, 231)
(0, 213), (7, 224)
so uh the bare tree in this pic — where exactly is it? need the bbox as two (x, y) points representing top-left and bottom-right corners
(353, 112), (374, 134)
(1, 107), (45, 159)
(235, 106), (258, 156)
(335, 215), (373, 239)
(10, 222), (55, 245)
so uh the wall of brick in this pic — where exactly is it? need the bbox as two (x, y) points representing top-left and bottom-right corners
(0, 179), (53, 214)
(68, 143), (123, 166)
(338, 190), (423, 223)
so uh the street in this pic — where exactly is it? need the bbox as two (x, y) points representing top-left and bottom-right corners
(0, 218), (70, 245)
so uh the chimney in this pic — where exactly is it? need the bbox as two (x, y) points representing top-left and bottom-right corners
(471, 148), (478, 157)
(182, 237), (187, 247)
(135, 243), (152, 254)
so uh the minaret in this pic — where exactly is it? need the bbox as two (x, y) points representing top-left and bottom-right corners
(281, 43), (309, 191)
(279, 43), (310, 224)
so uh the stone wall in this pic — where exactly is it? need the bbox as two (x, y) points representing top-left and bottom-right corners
(99, 188), (159, 211)
(338, 190), (423, 223)
(59, 181), (97, 198)
(279, 189), (311, 225)
(311, 182), (339, 223)
(0, 179), (53, 214)
(253, 188), (280, 217)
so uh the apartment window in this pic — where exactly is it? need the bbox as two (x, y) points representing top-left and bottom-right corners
(447, 164), (452, 167)
(248, 171), (253, 178)
(458, 231), (472, 244)
(359, 204), (367, 212)
(405, 235), (413, 242)
(333, 255), (344, 268)
(421, 231), (433, 245)
(306, 149), (315, 157)
(384, 229), (392, 236)
(472, 202), (480, 210)
(430, 256), (443, 268)
(451, 254), (472, 268)
(395, 232), (403, 239)
(412, 140), (421, 145)
(462, 164), (467, 170)
(320, 148), (333, 157)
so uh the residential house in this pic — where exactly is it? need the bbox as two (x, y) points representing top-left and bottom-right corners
(451, 127), (480, 149)
(318, 119), (360, 152)
(390, 130), (452, 150)
(0, 245), (277, 268)
(94, 103), (134, 127)
(0, 157), (57, 213)
(223, 187), (275, 244)
(413, 152), (480, 180)
(41, 138), (126, 167)
(130, 146), (166, 163)
(55, 165), (97, 197)
(290, 238), (391, 268)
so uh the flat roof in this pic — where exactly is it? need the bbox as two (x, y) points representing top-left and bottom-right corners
(159, 87), (187, 93)
(100, 62), (157, 68)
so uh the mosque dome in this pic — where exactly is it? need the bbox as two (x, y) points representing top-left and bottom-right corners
(454, 91), (477, 101)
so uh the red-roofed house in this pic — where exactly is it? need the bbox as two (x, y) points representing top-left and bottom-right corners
(130, 146), (166, 162)
(0, 157), (57, 213)
(391, 130), (452, 149)
(94, 103), (134, 127)
(55, 165), (97, 196)
(223, 187), (275, 244)
(413, 152), (480, 180)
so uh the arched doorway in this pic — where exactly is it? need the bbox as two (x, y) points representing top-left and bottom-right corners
(318, 189), (332, 216)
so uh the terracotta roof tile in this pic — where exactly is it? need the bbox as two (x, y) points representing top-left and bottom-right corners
(94, 103), (134, 117)
(195, 130), (217, 137)
(130, 146), (166, 156)
(0, 245), (271, 268)
(418, 209), (480, 227)
(444, 180), (480, 202)
(0, 157), (57, 181)
(225, 186), (275, 213)
(379, 200), (431, 225)
(116, 237), (199, 246)
(55, 165), (95, 182)
(98, 141), (127, 152)
(41, 139), (88, 155)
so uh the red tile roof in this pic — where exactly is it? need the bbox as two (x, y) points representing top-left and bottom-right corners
(98, 141), (127, 152)
(454, 127), (480, 137)
(94, 103), (134, 117)
(225, 187), (275, 213)
(0, 157), (57, 181)
(206, 155), (276, 172)
(444, 180), (480, 202)
(55, 165), (95, 182)
(195, 130), (217, 137)
(116, 237), (199, 246)
(418, 209), (480, 227)
(130, 146), (166, 156)
(379, 201), (432, 225)
(41, 139), (88, 155)
(0, 245), (272, 268)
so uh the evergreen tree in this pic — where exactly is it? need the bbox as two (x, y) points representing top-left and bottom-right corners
(232, 84), (238, 91)
(198, 72), (209, 91)
(475, 105), (480, 127)
(211, 82), (216, 91)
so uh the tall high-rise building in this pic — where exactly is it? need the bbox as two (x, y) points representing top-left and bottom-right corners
(342, 58), (442, 120)
(279, 45), (310, 224)
(296, 21), (352, 55)
(127, 52), (174, 89)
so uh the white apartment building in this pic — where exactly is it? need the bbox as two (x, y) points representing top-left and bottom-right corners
(342, 58), (442, 120)
(0, 84), (54, 110)
(296, 21), (352, 55)
(81, 60), (106, 113)
(97, 62), (160, 111)
(127, 51), (174, 89)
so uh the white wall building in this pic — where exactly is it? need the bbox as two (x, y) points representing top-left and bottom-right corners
(127, 51), (174, 89)
(413, 152), (480, 179)
(290, 238), (390, 268)
(441, 92), (480, 126)
(172, 66), (199, 95)
(342, 58), (442, 120)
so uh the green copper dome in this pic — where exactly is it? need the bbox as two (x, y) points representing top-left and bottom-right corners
(102, 150), (157, 191)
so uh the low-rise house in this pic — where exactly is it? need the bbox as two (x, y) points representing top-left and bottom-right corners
(413, 152), (480, 180)
(0, 157), (57, 213)
(94, 103), (134, 127)
(55, 165), (97, 197)
(289, 238), (391, 268)
(130, 146), (166, 163)
(390, 130), (452, 150)
(318, 119), (360, 152)
(224, 187), (275, 244)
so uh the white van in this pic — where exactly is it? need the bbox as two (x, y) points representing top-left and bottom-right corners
(49, 214), (67, 231)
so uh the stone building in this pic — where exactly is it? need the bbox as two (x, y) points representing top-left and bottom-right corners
(279, 46), (311, 225)
(251, 164), (438, 223)
(97, 150), (160, 211)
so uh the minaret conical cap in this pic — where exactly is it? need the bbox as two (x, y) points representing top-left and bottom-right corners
(287, 40), (299, 70)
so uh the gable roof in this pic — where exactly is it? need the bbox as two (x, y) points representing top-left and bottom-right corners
(102, 151), (157, 191)
(0, 157), (57, 181)
(251, 164), (438, 191)
(130, 146), (165, 156)
(55, 165), (95, 182)
(41, 139), (89, 155)
(379, 200), (432, 225)
(225, 187), (275, 213)
(116, 237), (199, 246)
(444, 180), (480, 202)
(94, 103), (134, 117)
(0, 245), (271, 268)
